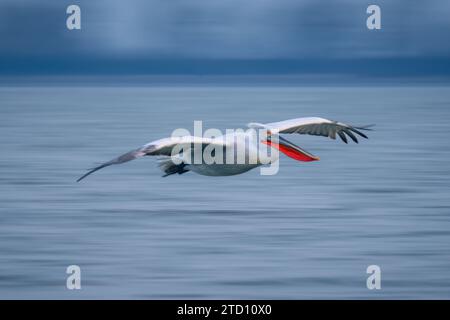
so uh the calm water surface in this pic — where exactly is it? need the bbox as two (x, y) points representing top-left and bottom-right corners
(0, 85), (450, 299)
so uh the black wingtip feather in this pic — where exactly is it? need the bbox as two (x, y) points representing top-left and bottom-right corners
(343, 129), (359, 143)
(357, 124), (376, 130)
(350, 127), (369, 139)
(338, 131), (348, 143)
(76, 163), (111, 182)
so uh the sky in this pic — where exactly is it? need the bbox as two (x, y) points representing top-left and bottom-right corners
(0, 0), (449, 77)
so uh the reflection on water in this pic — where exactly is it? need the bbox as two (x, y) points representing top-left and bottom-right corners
(0, 85), (450, 299)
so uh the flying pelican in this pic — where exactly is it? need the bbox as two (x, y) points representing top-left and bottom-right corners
(77, 117), (371, 182)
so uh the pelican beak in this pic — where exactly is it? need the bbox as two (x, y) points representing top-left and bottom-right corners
(262, 135), (320, 162)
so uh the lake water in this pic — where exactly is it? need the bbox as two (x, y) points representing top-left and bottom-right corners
(1, 85), (450, 299)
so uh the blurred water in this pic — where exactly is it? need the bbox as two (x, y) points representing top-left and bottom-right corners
(0, 85), (450, 299)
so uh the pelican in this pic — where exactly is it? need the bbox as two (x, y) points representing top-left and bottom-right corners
(77, 117), (372, 182)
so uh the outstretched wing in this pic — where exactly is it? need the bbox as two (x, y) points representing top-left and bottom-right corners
(77, 136), (219, 182)
(260, 117), (373, 143)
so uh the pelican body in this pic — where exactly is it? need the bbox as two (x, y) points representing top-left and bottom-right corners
(77, 117), (371, 181)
